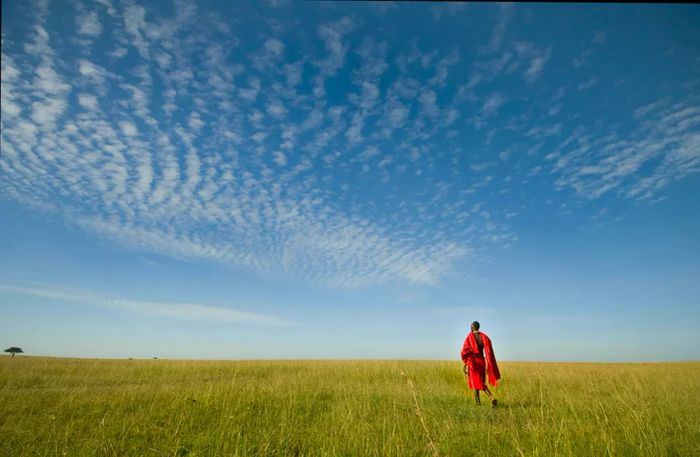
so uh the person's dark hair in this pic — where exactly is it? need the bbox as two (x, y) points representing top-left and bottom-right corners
(471, 321), (480, 331)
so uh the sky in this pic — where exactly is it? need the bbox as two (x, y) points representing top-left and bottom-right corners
(1, 1), (699, 362)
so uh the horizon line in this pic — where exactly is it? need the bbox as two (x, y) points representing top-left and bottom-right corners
(3, 355), (699, 364)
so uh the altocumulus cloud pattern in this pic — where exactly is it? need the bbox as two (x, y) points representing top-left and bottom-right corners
(1, 1), (698, 288)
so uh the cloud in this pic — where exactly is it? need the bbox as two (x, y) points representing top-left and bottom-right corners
(470, 162), (495, 172)
(0, 283), (289, 325)
(481, 93), (506, 117)
(550, 98), (700, 201)
(526, 123), (562, 139)
(266, 101), (288, 117)
(283, 61), (303, 87)
(577, 76), (598, 90)
(573, 32), (607, 67)
(316, 16), (354, 76)
(0, 0), (559, 291)
(123, 4), (150, 58)
(263, 37), (285, 57)
(513, 42), (552, 84)
(346, 112), (365, 143)
(356, 81), (380, 109)
(464, 40), (551, 91)
(27, 36), (71, 126)
(94, 0), (117, 17)
(78, 93), (99, 110)
(358, 145), (381, 161)
(480, 3), (511, 54)
(78, 59), (105, 83)
(188, 112), (203, 130)
(273, 151), (288, 166)
(110, 47), (128, 58)
(354, 37), (388, 84)
(77, 11), (102, 37)
(388, 104), (409, 127)
(419, 89), (439, 118)
(119, 121), (138, 136)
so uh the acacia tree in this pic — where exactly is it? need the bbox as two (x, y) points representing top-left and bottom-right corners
(4, 347), (23, 358)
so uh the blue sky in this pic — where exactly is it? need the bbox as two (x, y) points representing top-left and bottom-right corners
(1, 1), (699, 361)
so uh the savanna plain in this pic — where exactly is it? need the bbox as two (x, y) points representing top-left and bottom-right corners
(0, 357), (698, 456)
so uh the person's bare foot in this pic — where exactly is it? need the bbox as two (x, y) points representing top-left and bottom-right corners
(491, 399), (497, 408)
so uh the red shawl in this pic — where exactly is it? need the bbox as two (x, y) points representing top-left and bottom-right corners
(460, 331), (501, 387)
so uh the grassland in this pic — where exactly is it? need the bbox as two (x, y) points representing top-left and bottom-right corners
(0, 357), (698, 456)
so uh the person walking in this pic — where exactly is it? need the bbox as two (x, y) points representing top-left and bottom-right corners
(460, 321), (500, 407)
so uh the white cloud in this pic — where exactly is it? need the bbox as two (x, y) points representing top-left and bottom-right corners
(480, 3), (511, 54)
(526, 123), (562, 139)
(316, 16), (354, 76)
(524, 50), (551, 83)
(388, 104), (409, 127)
(1, 99), (21, 117)
(110, 47), (128, 58)
(263, 37), (285, 57)
(355, 38), (388, 83)
(78, 93), (98, 110)
(30, 63), (70, 125)
(358, 146), (380, 161)
(123, 4), (150, 58)
(359, 81), (379, 109)
(512, 42), (552, 84)
(550, 98), (700, 201)
(577, 76), (598, 91)
(251, 131), (267, 143)
(346, 112), (365, 143)
(470, 162), (494, 172)
(35, 65), (70, 94)
(481, 93), (505, 117)
(283, 61), (303, 87)
(266, 102), (288, 117)
(188, 112), (204, 130)
(78, 59), (105, 82)
(273, 151), (288, 166)
(0, 2), (525, 290)
(239, 77), (260, 101)
(136, 160), (153, 194)
(1, 54), (22, 118)
(0, 283), (289, 325)
(120, 121), (138, 136)
(301, 109), (323, 131)
(78, 11), (102, 37)
(419, 89), (439, 118)
(1, 54), (21, 82)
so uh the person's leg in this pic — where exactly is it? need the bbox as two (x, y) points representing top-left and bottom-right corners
(473, 390), (481, 405)
(483, 386), (497, 407)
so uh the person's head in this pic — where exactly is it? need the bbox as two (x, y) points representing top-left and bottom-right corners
(471, 321), (480, 332)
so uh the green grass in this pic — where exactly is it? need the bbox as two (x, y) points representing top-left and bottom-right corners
(1, 357), (698, 456)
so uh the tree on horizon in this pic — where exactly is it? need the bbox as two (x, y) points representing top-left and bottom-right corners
(4, 347), (24, 358)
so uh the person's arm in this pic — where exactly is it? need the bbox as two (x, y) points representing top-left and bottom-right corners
(460, 336), (473, 365)
(482, 333), (501, 385)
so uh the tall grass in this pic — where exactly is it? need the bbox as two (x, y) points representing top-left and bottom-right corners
(1, 358), (698, 456)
